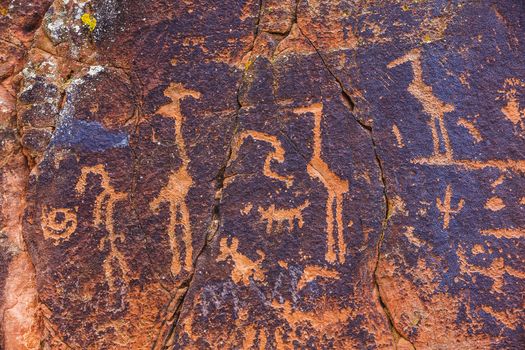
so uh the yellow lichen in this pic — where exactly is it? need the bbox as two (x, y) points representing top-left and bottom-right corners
(0, 7), (7, 16)
(422, 33), (432, 43)
(81, 13), (97, 31)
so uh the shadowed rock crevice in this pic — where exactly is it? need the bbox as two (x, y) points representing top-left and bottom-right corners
(0, 1), (57, 348)
(157, 104), (241, 350)
(295, 17), (415, 348)
(158, 4), (262, 346)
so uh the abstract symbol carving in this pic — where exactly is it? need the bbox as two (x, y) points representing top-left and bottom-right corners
(41, 206), (77, 245)
(480, 228), (525, 239)
(258, 200), (310, 234)
(297, 265), (340, 291)
(75, 164), (129, 292)
(484, 196), (505, 211)
(217, 237), (266, 286)
(392, 124), (405, 148)
(151, 83), (201, 275)
(457, 117), (482, 143)
(293, 103), (349, 264)
(230, 130), (294, 186)
(388, 48), (455, 161)
(498, 78), (525, 129)
(271, 298), (355, 348)
(436, 184), (464, 229)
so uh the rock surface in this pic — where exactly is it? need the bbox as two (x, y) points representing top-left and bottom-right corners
(0, 0), (523, 349)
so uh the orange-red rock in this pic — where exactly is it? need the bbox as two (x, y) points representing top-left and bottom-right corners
(0, 1), (523, 349)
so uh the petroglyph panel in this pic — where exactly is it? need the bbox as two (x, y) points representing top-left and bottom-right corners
(5, 0), (524, 348)
(20, 1), (251, 346)
(348, 2), (525, 347)
(171, 31), (388, 348)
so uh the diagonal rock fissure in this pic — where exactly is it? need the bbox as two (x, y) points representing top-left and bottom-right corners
(156, 3), (265, 347)
(296, 20), (415, 349)
(157, 88), (242, 350)
(369, 135), (417, 350)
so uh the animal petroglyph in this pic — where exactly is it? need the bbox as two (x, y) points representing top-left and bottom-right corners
(293, 103), (349, 264)
(151, 83), (201, 275)
(457, 249), (525, 295)
(436, 185), (464, 229)
(388, 48), (455, 161)
(258, 200), (310, 234)
(389, 51), (525, 175)
(217, 237), (266, 286)
(230, 130), (294, 186)
(41, 206), (77, 245)
(75, 165), (130, 292)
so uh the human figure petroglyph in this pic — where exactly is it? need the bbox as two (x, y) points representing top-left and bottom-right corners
(436, 184), (464, 229)
(41, 206), (77, 245)
(151, 83), (201, 275)
(217, 237), (266, 286)
(388, 48), (455, 161)
(75, 164), (130, 292)
(230, 130), (294, 187)
(150, 168), (193, 275)
(258, 200), (310, 234)
(242, 323), (268, 350)
(293, 103), (349, 264)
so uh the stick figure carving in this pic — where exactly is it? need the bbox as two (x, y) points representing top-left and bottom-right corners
(75, 164), (129, 292)
(150, 83), (201, 275)
(436, 184), (464, 229)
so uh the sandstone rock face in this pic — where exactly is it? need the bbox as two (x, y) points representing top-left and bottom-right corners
(0, 0), (523, 349)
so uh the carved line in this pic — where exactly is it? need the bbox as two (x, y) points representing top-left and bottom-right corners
(293, 103), (348, 264)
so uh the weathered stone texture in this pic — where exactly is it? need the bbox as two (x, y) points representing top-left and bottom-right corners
(0, 0), (523, 349)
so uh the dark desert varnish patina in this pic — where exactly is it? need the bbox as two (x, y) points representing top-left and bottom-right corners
(0, 0), (523, 349)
